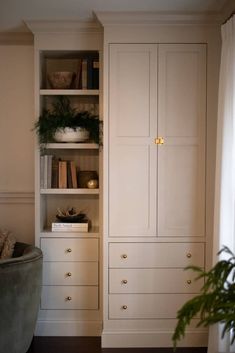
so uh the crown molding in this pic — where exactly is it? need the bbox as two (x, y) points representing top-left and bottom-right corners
(96, 11), (223, 26)
(25, 19), (102, 34)
(0, 32), (33, 45)
(221, 0), (235, 22)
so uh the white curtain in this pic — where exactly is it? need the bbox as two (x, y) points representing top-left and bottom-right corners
(207, 15), (235, 353)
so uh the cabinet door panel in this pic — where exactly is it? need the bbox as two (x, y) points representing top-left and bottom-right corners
(158, 44), (206, 236)
(109, 44), (157, 236)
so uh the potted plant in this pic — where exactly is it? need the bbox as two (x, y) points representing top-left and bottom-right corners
(34, 96), (102, 146)
(172, 246), (235, 350)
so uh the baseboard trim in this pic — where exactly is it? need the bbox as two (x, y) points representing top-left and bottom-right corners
(35, 320), (102, 336)
(101, 330), (208, 348)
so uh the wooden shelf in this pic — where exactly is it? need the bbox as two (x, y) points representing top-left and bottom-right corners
(40, 89), (99, 96)
(40, 188), (99, 195)
(45, 143), (99, 150)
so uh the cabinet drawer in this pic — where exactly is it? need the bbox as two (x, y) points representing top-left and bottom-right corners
(41, 238), (98, 261)
(41, 286), (98, 310)
(43, 262), (98, 286)
(109, 242), (204, 268)
(109, 268), (203, 294)
(109, 293), (195, 319)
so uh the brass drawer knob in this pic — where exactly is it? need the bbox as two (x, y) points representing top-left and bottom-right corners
(186, 253), (192, 258)
(187, 279), (192, 284)
(66, 296), (72, 301)
(67, 272), (72, 277)
(122, 254), (128, 259)
(122, 279), (128, 284)
(122, 305), (128, 310)
(67, 248), (72, 253)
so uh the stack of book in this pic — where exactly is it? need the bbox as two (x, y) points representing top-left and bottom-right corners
(40, 156), (78, 189)
(75, 57), (99, 90)
(51, 221), (89, 232)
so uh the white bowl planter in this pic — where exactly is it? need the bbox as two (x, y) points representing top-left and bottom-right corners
(54, 127), (90, 143)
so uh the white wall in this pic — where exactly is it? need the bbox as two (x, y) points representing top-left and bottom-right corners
(0, 43), (35, 244)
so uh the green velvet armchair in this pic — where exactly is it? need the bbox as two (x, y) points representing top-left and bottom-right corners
(0, 242), (43, 353)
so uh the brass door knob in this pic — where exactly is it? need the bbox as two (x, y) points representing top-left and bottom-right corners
(186, 253), (192, 258)
(66, 296), (72, 301)
(155, 137), (165, 145)
(122, 305), (128, 310)
(66, 272), (72, 277)
(187, 280), (192, 284)
(122, 254), (127, 259)
(67, 248), (72, 253)
(122, 279), (128, 284)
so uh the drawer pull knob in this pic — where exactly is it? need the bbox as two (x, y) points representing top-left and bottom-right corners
(186, 253), (192, 258)
(67, 272), (72, 277)
(122, 305), (128, 310)
(67, 248), (72, 253)
(122, 279), (128, 284)
(122, 254), (128, 259)
(187, 279), (192, 284)
(66, 296), (72, 301)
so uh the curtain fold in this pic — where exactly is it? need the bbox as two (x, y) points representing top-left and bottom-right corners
(207, 15), (235, 353)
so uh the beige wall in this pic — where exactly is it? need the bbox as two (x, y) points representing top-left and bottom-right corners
(0, 44), (35, 244)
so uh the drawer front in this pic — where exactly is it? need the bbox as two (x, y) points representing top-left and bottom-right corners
(43, 262), (98, 286)
(41, 238), (98, 261)
(109, 242), (204, 268)
(109, 293), (195, 319)
(109, 268), (203, 294)
(41, 286), (98, 310)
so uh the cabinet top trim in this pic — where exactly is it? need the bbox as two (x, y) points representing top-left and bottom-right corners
(25, 19), (103, 34)
(96, 11), (222, 26)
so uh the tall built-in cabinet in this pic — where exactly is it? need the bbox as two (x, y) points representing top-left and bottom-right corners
(27, 21), (103, 336)
(27, 15), (220, 346)
(98, 13), (220, 348)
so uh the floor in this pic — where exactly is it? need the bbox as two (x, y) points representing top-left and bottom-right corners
(27, 337), (208, 353)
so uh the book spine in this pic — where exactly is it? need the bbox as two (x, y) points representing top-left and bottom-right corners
(75, 58), (82, 89)
(81, 59), (88, 89)
(87, 57), (93, 89)
(59, 161), (67, 188)
(67, 161), (73, 188)
(43, 155), (48, 189)
(70, 161), (78, 188)
(51, 158), (59, 188)
(40, 156), (44, 189)
(47, 155), (53, 189)
(92, 59), (99, 89)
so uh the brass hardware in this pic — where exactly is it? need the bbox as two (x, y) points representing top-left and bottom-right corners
(66, 296), (72, 301)
(122, 254), (127, 259)
(187, 280), (192, 284)
(67, 248), (72, 253)
(154, 137), (165, 145)
(122, 305), (128, 310)
(186, 253), (192, 258)
(67, 272), (72, 277)
(122, 279), (128, 284)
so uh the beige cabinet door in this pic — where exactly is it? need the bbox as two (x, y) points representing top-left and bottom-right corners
(109, 44), (158, 236)
(108, 43), (206, 238)
(158, 44), (206, 237)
